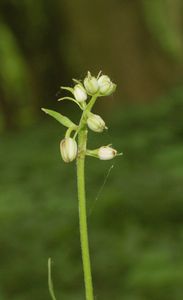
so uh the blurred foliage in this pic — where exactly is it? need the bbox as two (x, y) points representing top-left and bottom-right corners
(0, 0), (183, 132)
(0, 0), (69, 131)
(0, 87), (183, 299)
(0, 21), (35, 129)
(142, 0), (183, 60)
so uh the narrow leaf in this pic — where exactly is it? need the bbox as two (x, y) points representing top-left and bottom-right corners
(97, 70), (102, 79)
(72, 78), (81, 84)
(48, 258), (57, 300)
(58, 96), (83, 109)
(41, 108), (77, 128)
(60, 86), (73, 93)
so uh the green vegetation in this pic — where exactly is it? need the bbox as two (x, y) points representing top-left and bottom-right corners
(0, 88), (183, 300)
(1, 0), (183, 132)
(0, 1), (183, 299)
(142, 0), (183, 59)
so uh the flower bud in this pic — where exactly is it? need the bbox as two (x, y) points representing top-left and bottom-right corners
(87, 113), (106, 133)
(60, 138), (77, 163)
(98, 146), (117, 160)
(84, 72), (99, 95)
(73, 84), (87, 102)
(98, 75), (116, 96)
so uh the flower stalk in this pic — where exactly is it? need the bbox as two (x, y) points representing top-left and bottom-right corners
(75, 95), (99, 300)
(77, 128), (94, 300)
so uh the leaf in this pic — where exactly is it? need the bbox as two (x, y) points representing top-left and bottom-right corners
(58, 96), (84, 109)
(60, 86), (73, 93)
(72, 78), (81, 84)
(97, 70), (102, 79)
(48, 258), (57, 300)
(41, 108), (77, 128)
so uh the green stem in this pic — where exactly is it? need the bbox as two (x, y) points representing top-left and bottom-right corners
(74, 94), (98, 139)
(85, 94), (98, 112)
(77, 128), (94, 300)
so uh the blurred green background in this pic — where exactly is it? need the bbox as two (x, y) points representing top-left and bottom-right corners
(0, 1), (183, 299)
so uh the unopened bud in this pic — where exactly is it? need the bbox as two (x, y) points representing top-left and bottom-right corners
(98, 146), (117, 160)
(73, 84), (87, 102)
(60, 138), (77, 163)
(98, 75), (116, 96)
(84, 72), (99, 95)
(87, 113), (106, 133)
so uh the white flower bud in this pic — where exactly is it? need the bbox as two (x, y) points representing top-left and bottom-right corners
(87, 113), (106, 133)
(98, 146), (117, 160)
(60, 138), (77, 163)
(73, 84), (87, 102)
(84, 72), (99, 95)
(98, 75), (116, 96)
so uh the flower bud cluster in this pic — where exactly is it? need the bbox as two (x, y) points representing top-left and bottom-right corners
(57, 71), (120, 163)
(82, 71), (116, 97)
(61, 72), (116, 107)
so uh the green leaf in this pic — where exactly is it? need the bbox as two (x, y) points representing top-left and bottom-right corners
(41, 108), (77, 128)
(60, 86), (73, 93)
(48, 258), (57, 300)
(72, 78), (81, 84)
(58, 96), (84, 109)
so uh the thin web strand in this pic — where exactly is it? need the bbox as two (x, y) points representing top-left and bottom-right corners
(89, 164), (114, 216)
